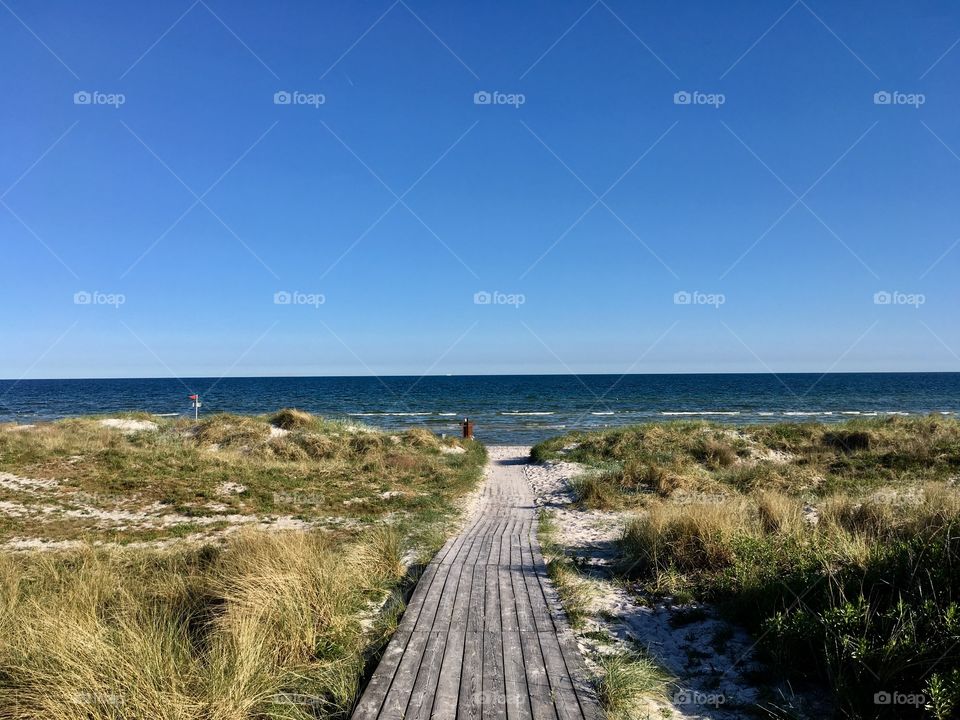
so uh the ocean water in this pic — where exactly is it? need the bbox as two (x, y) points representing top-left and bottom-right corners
(0, 373), (957, 445)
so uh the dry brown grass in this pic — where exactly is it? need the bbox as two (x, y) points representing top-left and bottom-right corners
(268, 408), (316, 431)
(622, 499), (756, 574)
(0, 527), (406, 720)
(0, 413), (487, 719)
(754, 489), (806, 536)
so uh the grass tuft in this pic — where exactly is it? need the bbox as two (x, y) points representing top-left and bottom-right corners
(596, 650), (671, 720)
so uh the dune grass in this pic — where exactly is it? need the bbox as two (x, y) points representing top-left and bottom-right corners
(0, 411), (486, 719)
(0, 411), (483, 546)
(534, 416), (960, 719)
(0, 527), (407, 719)
(595, 651), (672, 720)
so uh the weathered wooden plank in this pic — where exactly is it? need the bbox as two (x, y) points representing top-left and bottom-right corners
(518, 632), (558, 720)
(351, 628), (412, 720)
(411, 555), (455, 633)
(467, 563), (486, 631)
(406, 554), (469, 719)
(498, 516), (514, 568)
(459, 629), (484, 720)
(481, 628), (506, 720)
(536, 631), (584, 720)
(406, 629), (450, 720)
(521, 537), (554, 634)
(484, 558), (501, 634)
(503, 628), (532, 720)
(499, 564), (518, 632)
(395, 563), (440, 633)
(377, 629), (434, 718)
(555, 628), (604, 720)
(431, 627), (466, 720)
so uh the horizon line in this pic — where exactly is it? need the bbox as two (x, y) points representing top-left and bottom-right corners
(2, 370), (958, 382)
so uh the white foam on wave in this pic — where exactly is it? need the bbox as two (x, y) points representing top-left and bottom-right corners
(591, 412), (615, 416)
(500, 411), (555, 416)
(348, 412), (433, 417)
(661, 411), (741, 416)
(783, 411), (833, 417)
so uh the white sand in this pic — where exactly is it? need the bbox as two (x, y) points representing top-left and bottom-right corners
(99, 418), (158, 432)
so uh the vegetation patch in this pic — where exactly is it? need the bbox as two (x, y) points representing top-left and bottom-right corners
(534, 416), (960, 719)
(0, 411), (486, 719)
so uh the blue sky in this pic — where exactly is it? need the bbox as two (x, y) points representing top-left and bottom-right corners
(1, 0), (958, 378)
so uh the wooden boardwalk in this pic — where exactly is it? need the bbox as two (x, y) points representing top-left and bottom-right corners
(353, 446), (604, 720)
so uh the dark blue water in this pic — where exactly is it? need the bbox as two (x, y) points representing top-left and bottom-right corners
(0, 374), (957, 445)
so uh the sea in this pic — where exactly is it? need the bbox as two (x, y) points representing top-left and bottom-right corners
(0, 373), (957, 445)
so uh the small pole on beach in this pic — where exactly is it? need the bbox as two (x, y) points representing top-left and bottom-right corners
(461, 417), (474, 439)
(189, 394), (201, 420)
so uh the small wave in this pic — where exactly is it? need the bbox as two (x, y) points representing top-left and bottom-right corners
(500, 411), (555, 416)
(437, 413), (458, 417)
(661, 411), (741, 416)
(348, 412), (433, 417)
(591, 412), (615, 416)
(783, 411), (833, 417)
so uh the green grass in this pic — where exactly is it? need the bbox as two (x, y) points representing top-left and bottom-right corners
(533, 415), (960, 503)
(537, 511), (592, 629)
(0, 411), (486, 720)
(595, 650), (672, 720)
(535, 416), (960, 719)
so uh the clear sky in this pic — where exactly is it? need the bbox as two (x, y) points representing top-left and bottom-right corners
(1, 0), (958, 378)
